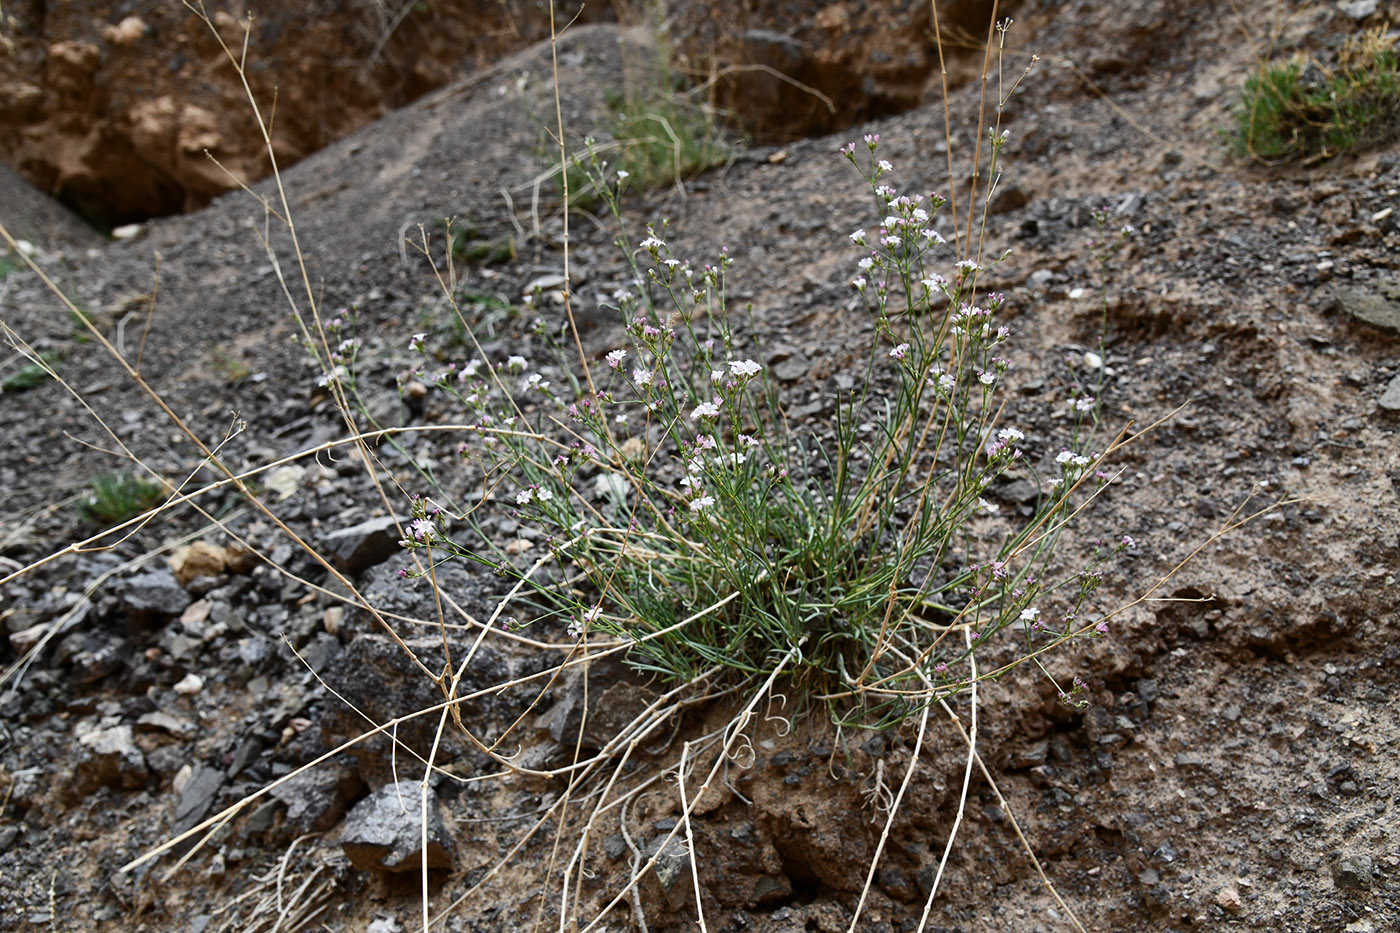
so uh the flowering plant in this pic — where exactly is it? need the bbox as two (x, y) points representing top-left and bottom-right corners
(385, 134), (1136, 728)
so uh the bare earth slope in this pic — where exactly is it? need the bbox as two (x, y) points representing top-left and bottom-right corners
(1, 3), (1398, 932)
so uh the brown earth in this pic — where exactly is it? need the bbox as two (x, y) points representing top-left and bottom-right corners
(1, 1), (1399, 932)
(0, 0), (604, 226)
(1, 0), (1011, 227)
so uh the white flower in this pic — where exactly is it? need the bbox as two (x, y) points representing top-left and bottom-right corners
(889, 343), (909, 361)
(877, 159), (893, 172)
(536, 487), (554, 502)
(567, 619), (585, 639)
(852, 276), (867, 290)
(507, 355), (527, 371)
(849, 228), (866, 245)
(729, 359), (762, 378)
(1020, 607), (1040, 622)
(696, 435), (716, 450)
(633, 368), (653, 387)
(516, 489), (533, 505)
(858, 256), (875, 271)
(606, 348), (627, 370)
(581, 605), (602, 623)
(406, 519), (435, 544)
(996, 427), (1024, 442)
(640, 236), (665, 251)
(979, 371), (995, 386)
(692, 401), (721, 420)
(938, 373), (955, 390)
(977, 497), (999, 513)
(689, 495), (716, 512)
(616, 170), (629, 180)
(410, 333), (427, 350)
(710, 369), (725, 385)
(1056, 449), (1074, 464)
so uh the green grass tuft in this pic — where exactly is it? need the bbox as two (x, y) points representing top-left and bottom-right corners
(77, 471), (165, 527)
(1231, 29), (1400, 162)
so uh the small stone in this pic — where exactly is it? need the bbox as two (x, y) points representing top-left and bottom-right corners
(10, 623), (48, 653)
(321, 516), (403, 574)
(642, 833), (691, 909)
(367, 919), (403, 933)
(73, 724), (149, 795)
(1378, 374), (1400, 412)
(1331, 853), (1373, 889)
(173, 764), (226, 832)
(173, 673), (204, 695)
(1339, 0), (1378, 19)
(1215, 886), (1242, 912)
(1338, 281), (1400, 334)
(263, 465), (306, 501)
(340, 781), (455, 873)
(270, 762), (363, 833)
(167, 541), (244, 587)
(119, 569), (193, 618)
(135, 710), (196, 738)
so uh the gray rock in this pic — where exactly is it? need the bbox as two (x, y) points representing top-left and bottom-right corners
(536, 655), (656, 751)
(135, 710), (196, 738)
(173, 764), (227, 833)
(118, 569), (192, 618)
(1338, 281), (1400, 334)
(766, 344), (809, 382)
(1339, 0), (1379, 20)
(340, 781), (455, 873)
(72, 724), (149, 795)
(1332, 852), (1373, 889)
(269, 762), (364, 833)
(321, 516), (403, 574)
(1378, 373), (1400, 412)
(642, 833), (692, 910)
(320, 634), (511, 786)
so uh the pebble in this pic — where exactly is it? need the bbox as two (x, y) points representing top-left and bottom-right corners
(1378, 374), (1400, 411)
(1215, 886), (1242, 912)
(173, 673), (204, 695)
(1331, 853), (1373, 889)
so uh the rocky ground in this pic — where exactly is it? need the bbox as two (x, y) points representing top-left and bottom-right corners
(1, 1), (1399, 931)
